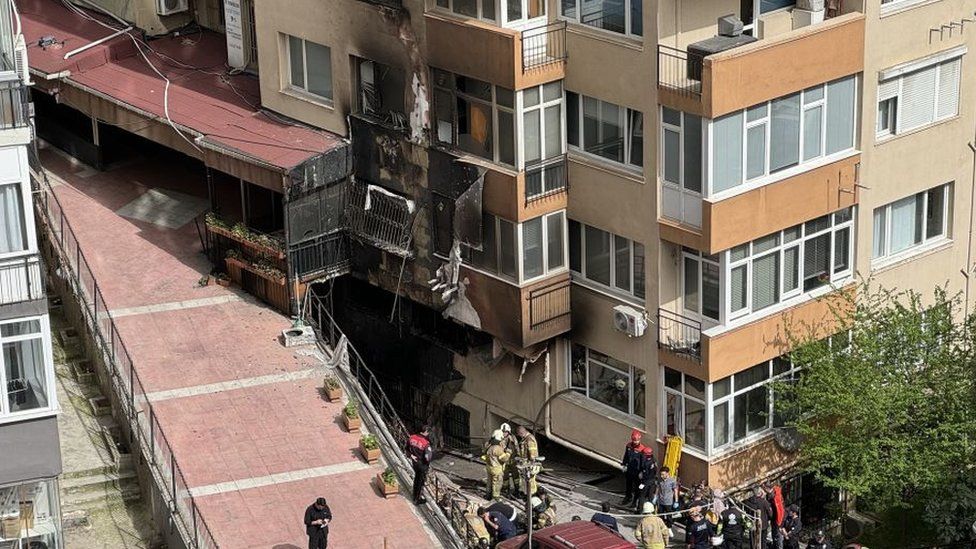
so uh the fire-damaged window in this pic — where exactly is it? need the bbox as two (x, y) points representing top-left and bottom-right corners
(433, 69), (516, 166)
(355, 57), (407, 129)
(287, 182), (350, 279)
(345, 180), (415, 256)
(462, 211), (566, 284)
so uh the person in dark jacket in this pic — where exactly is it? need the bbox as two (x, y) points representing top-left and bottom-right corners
(635, 445), (658, 512)
(621, 429), (646, 505)
(590, 501), (619, 532)
(407, 425), (434, 504)
(304, 497), (332, 549)
(487, 501), (518, 524)
(479, 506), (516, 542)
(744, 487), (772, 549)
(806, 530), (832, 549)
(719, 505), (747, 549)
(781, 505), (801, 549)
(685, 507), (714, 549)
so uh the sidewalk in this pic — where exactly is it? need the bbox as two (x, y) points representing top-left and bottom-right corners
(39, 144), (439, 549)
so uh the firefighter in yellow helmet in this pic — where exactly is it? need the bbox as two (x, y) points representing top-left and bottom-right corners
(516, 425), (539, 496)
(499, 423), (520, 495)
(483, 429), (511, 500)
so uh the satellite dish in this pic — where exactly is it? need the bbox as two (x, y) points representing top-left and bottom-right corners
(773, 427), (802, 453)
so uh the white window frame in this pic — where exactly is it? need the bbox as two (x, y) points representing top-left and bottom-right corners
(0, 315), (57, 423)
(567, 91), (643, 171)
(465, 211), (568, 285)
(558, 0), (643, 38)
(568, 220), (645, 301)
(435, 0), (547, 27)
(433, 69), (517, 167)
(871, 183), (952, 266)
(517, 82), (566, 171)
(877, 50), (964, 139)
(680, 249), (720, 322)
(709, 357), (799, 454)
(0, 148), (38, 261)
(570, 344), (644, 418)
(283, 34), (333, 103)
(661, 367), (707, 452)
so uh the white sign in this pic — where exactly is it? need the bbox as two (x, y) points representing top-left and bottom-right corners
(224, 0), (246, 69)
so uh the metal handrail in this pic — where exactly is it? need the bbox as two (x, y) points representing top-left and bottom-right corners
(31, 158), (219, 548)
(525, 153), (568, 205)
(657, 308), (702, 363)
(528, 276), (571, 330)
(521, 20), (567, 72)
(0, 255), (44, 305)
(657, 44), (703, 97)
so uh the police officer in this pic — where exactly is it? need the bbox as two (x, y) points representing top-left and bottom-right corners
(516, 425), (539, 496)
(718, 505), (747, 549)
(781, 505), (801, 549)
(806, 530), (833, 549)
(685, 506), (714, 549)
(406, 425), (433, 504)
(484, 430), (511, 500)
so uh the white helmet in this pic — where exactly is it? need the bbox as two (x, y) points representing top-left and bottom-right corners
(641, 502), (654, 514)
(492, 429), (504, 441)
(711, 535), (725, 546)
(500, 423), (511, 433)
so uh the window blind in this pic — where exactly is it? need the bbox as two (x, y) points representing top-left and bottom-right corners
(936, 59), (961, 120)
(752, 253), (779, 310)
(900, 65), (937, 132)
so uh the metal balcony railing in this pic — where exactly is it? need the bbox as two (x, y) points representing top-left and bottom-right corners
(528, 277), (571, 330)
(0, 80), (29, 130)
(0, 255), (44, 306)
(658, 308), (702, 363)
(525, 153), (568, 205)
(521, 21), (567, 72)
(289, 231), (351, 281)
(657, 45), (703, 98)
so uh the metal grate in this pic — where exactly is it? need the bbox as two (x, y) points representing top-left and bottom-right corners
(344, 180), (414, 256)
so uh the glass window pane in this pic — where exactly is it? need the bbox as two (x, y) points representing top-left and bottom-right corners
(663, 129), (680, 184)
(746, 124), (766, 180)
(456, 75), (492, 100)
(803, 105), (823, 161)
(434, 89), (455, 143)
(747, 385), (769, 433)
(746, 103), (767, 122)
(0, 320), (40, 337)
(457, 98), (493, 159)
(482, 0), (496, 20)
(543, 81), (561, 101)
(752, 253), (780, 310)
(805, 215), (830, 235)
(731, 265), (747, 312)
(632, 369), (645, 417)
(584, 226), (611, 285)
(804, 85), (824, 104)
(593, 101), (622, 162)
(4, 338), (48, 412)
(666, 391), (682, 436)
(288, 36), (305, 88)
(784, 246), (799, 292)
(455, 0), (479, 16)
(614, 235), (630, 291)
(683, 256), (700, 313)
(507, 0), (523, 22)
(773, 356), (792, 375)
(571, 344), (587, 388)
(713, 377), (731, 399)
(664, 367), (682, 389)
(713, 401), (729, 447)
(702, 261), (720, 321)
(498, 110), (515, 165)
(730, 244), (749, 262)
(826, 76), (856, 154)
(770, 93), (800, 172)
(803, 233), (831, 291)
(633, 243), (645, 299)
(588, 361), (630, 414)
(524, 109), (542, 164)
(305, 41), (333, 99)
(753, 234), (779, 253)
(569, 220), (581, 272)
(784, 225), (802, 242)
(630, 0), (643, 36)
(522, 217), (544, 279)
(567, 92), (579, 146)
(629, 110), (644, 167)
(499, 219), (517, 278)
(524, 86), (540, 108)
(545, 105), (562, 159)
(685, 375), (705, 400)
(685, 399), (706, 450)
(682, 114), (702, 192)
(926, 187), (946, 239)
(547, 213), (565, 270)
(735, 362), (770, 391)
(834, 227), (850, 273)
(872, 208), (887, 258)
(890, 195), (920, 253)
(712, 112), (744, 193)
(497, 86), (514, 108)
(760, 0), (794, 12)
(662, 107), (681, 126)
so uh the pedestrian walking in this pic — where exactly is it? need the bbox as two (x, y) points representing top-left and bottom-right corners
(718, 504), (747, 549)
(406, 425), (433, 504)
(483, 429), (511, 500)
(303, 497), (332, 549)
(590, 501), (619, 532)
(781, 505), (801, 549)
(634, 502), (670, 549)
(654, 466), (679, 532)
(516, 425), (539, 496)
(621, 429), (646, 506)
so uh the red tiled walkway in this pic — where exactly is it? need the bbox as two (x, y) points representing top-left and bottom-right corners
(41, 147), (438, 548)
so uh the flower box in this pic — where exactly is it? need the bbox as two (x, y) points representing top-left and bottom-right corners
(375, 473), (398, 499)
(359, 437), (380, 464)
(342, 413), (361, 433)
(207, 223), (286, 260)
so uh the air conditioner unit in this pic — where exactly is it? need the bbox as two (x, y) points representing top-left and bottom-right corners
(612, 305), (648, 338)
(157, 0), (189, 16)
(14, 35), (30, 85)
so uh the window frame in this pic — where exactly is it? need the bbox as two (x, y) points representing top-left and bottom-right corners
(568, 219), (646, 302)
(871, 183), (952, 265)
(0, 179), (35, 260)
(283, 34), (333, 104)
(709, 357), (799, 453)
(432, 68), (517, 167)
(353, 56), (407, 126)
(518, 82), (566, 171)
(0, 315), (56, 423)
(570, 343), (645, 418)
(435, 0), (547, 26)
(877, 54), (963, 139)
(661, 368), (707, 451)
(559, 0), (643, 38)
(464, 211), (568, 285)
(567, 91), (643, 171)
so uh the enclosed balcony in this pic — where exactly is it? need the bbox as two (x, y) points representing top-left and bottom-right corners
(426, 11), (566, 90)
(0, 256), (44, 306)
(656, 12), (865, 119)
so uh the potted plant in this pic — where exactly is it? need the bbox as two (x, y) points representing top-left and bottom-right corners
(376, 467), (399, 498)
(342, 401), (361, 432)
(359, 434), (380, 464)
(214, 272), (231, 287)
(323, 376), (342, 402)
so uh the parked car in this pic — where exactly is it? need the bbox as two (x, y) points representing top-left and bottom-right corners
(496, 521), (636, 549)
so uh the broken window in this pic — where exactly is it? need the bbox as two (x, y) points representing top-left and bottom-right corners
(355, 57), (407, 129)
(432, 69), (516, 166)
(344, 180), (415, 256)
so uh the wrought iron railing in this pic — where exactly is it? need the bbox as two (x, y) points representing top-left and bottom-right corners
(344, 180), (414, 256)
(289, 231), (351, 281)
(0, 255), (44, 305)
(521, 21), (567, 72)
(31, 159), (219, 549)
(525, 154), (568, 205)
(657, 44), (703, 97)
(0, 79), (29, 130)
(528, 277), (571, 330)
(658, 308), (702, 363)
(304, 290), (474, 548)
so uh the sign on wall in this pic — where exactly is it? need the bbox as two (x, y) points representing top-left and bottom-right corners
(224, 0), (246, 69)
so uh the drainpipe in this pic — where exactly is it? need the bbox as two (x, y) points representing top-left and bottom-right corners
(966, 139), (976, 317)
(63, 27), (133, 60)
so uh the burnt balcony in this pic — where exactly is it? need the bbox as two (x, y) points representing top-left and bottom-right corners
(0, 255), (44, 306)
(656, 12), (864, 118)
(462, 268), (571, 349)
(426, 14), (566, 90)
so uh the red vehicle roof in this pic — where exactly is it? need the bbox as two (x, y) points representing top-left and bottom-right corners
(497, 521), (636, 549)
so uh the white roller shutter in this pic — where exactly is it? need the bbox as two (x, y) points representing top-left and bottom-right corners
(936, 58), (961, 120)
(899, 65), (937, 132)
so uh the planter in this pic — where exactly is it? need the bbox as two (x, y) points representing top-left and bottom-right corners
(207, 223), (286, 260)
(342, 413), (361, 433)
(359, 441), (380, 464)
(88, 395), (111, 417)
(215, 276), (231, 287)
(70, 360), (96, 386)
(375, 474), (399, 499)
(225, 257), (245, 285)
(324, 382), (342, 402)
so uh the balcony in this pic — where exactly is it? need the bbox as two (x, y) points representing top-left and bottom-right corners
(656, 12), (864, 118)
(461, 268), (570, 349)
(425, 13), (566, 90)
(0, 256), (44, 306)
(0, 77), (30, 130)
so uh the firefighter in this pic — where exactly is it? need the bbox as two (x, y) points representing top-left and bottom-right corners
(483, 430), (511, 500)
(406, 425), (433, 504)
(621, 429), (646, 506)
(516, 425), (539, 496)
(635, 445), (658, 512)
(499, 423), (520, 495)
(634, 501), (670, 549)
(531, 487), (557, 530)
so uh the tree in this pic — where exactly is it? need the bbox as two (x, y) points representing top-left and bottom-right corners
(781, 282), (976, 542)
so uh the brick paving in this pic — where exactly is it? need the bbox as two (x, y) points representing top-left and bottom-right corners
(40, 145), (439, 548)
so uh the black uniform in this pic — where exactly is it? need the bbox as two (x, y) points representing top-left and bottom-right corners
(407, 433), (433, 503)
(745, 495), (772, 549)
(720, 507), (747, 549)
(806, 537), (832, 549)
(685, 516), (714, 549)
(621, 443), (644, 503)
(304, 503), (333, 549)
(634, 452), (658, 511)
(781, 513), (801, 549)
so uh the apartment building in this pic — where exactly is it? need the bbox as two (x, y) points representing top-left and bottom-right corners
(0, 1), (63, 547)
